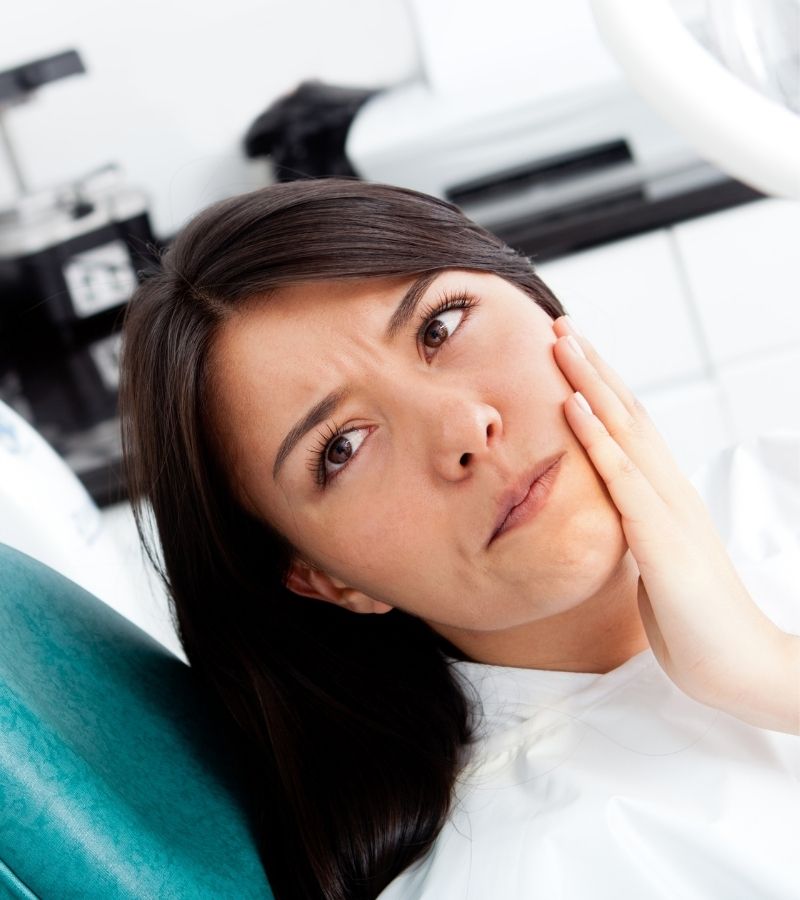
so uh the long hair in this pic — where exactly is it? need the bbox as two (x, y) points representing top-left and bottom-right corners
(118, 178), (565, 899)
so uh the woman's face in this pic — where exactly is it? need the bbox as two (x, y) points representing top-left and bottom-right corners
(210, 269), (635, 663)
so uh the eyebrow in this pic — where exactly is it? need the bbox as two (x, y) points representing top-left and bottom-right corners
(271, 270), (441, 482)
(384, 270), (440, 341)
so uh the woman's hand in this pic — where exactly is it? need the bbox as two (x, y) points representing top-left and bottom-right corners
(551, 315), (799, 735)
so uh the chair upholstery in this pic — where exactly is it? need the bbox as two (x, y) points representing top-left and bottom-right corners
(0, 543), (273, 899)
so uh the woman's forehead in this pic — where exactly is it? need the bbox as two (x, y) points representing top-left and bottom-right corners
(207, 275), (417, 421)
(236, 268), (498, 319)
(243, 273), (425, 318)
(213, 269), (520, 384)
(216, 278), (404, 365)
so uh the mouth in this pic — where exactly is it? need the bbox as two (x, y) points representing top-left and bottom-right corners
(488, 452), (564, 546)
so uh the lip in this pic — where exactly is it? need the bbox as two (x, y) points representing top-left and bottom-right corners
(488, 452), (564, 546)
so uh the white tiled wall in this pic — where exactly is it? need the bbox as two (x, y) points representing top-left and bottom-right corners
(537, 197), (800, 478)
(718, 347), (800, 445)
(671, 199), (800, 364)
(535, 230), (708, 391)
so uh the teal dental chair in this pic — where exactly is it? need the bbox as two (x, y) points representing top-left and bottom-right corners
(0, 542), (273, 899)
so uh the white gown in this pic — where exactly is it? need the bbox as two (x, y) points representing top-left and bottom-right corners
(378, 430), (800, 900)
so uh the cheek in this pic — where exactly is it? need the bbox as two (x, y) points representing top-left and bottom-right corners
(486, 318), (560, 392)
(546, 466), (628, 583)
(297, 489), (423, 583)
(519, 333), (559, 382)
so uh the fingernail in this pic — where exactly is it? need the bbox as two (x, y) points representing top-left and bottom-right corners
(565, 334), (586, 359)
(563, 315), (582, 336)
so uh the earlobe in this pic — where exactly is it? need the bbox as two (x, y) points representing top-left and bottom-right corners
(284, 562), (393, 615)
(283, 563), (335, 603)
(340, 589), (394, 615)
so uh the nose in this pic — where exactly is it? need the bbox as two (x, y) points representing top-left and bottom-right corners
(418, 389), (503, 481)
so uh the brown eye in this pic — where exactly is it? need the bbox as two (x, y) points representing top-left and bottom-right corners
(327, 435), (352, 465)
(314, 426), (368, 486)
(421, 307), (466, 352)
(423, 319), (450, 349)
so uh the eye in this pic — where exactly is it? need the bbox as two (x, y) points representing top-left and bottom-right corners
(417, 291), (477, 359)
(308, 421), (369, 488)
(422, 309), (464, 350)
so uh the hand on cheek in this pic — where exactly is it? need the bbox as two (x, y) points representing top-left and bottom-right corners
(550, 315), (798, 735)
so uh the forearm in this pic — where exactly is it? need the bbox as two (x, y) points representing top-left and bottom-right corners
(714, 630), (800, 736)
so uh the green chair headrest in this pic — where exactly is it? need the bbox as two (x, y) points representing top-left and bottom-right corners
(0, 543), (272, 899)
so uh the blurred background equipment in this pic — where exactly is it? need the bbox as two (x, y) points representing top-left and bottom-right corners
(0, 49), (156, 505)
(589, 0), (800, 200)
(346, 0), (770, 260)
(244, 80), (380, 181)
(0, 395), (180, 657)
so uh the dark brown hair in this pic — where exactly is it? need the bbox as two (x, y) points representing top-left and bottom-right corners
(119, 178), (565, 899)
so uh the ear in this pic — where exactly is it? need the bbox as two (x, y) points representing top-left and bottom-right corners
(284, 560), (393, 615)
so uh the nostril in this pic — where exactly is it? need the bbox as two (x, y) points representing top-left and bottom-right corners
(460, 452), (471, 466)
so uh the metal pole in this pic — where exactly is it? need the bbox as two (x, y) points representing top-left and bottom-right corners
(0, 105), (28, 198)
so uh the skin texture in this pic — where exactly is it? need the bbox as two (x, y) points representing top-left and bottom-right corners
(209, 269), (650, 674)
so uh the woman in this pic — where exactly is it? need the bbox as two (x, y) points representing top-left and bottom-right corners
(119, 178), (799, 899)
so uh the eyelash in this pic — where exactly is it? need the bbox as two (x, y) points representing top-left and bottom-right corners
(307, 290), (479, 488)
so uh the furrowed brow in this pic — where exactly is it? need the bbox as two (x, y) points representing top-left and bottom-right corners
(272, 271), (442, 482)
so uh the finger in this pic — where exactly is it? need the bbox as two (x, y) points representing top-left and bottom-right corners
(553, 334), (677, 475)
(564, 389), (679, 542)
(553, 316), (641, 418)
(553, 330), (694, 507)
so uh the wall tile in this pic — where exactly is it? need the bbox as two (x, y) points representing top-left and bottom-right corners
(671, 198), (800, 364)
(536, 230), (706, 392)
(637, 377), (735, 478)
(717, 345), (800, 445)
